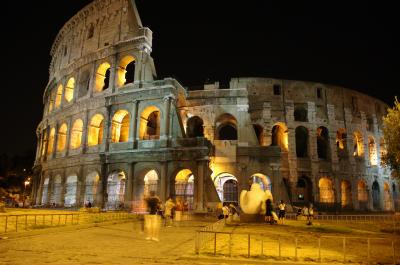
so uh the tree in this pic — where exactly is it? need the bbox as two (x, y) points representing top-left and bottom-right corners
(381, 97), (400, 178)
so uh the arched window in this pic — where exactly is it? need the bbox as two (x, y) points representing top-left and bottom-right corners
(297, 176), (313, 202)
(65, 77), (75, 102)
(88, 114), (104, 146)
(48, 91), (55, 113)
(107, 171), (126, 209)
(41, 177), (50, 205)
(70, 119), (83, 149)
(111, 110), (130, 143)
(357, 180), (368, 210)
(336, 128), (347, 158)
(295, 126), (308, 157)
(54, 84), (63, 109)
(186, 116), (204, 137)
(380, 137), (386, 160)
(368, 136), (377, 165)
(139, 106), (161, 140)
(353, 131), (364, 157)
(372, 181), (380, 210)
(253, 124), (264, 145)
(47, 128), (55, 155)
(41, 131), (48, 157)
(317, 126), (330, 159)
(213, 173), (238, 203)
(249, 173), (272, 191)
(95, 62), (111, 92)
(143, 170), (158, 198)
(117, 56), (135, 87)
(215, 113), (238, 140)
(78, 70), (90, 98)
(84, 172), (99, 206)
(271, 123), (288, 151)
(294, 106), (308, 122)
(65, 175), (78, 207)
(51, 175), (62, 205)
(57, 123), (68, 152)
(341, 180), (352, 208)
(175, 169), (194, 210)
(319, 177), (335, 203)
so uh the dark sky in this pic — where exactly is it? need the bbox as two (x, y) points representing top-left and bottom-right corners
(1, 1), (398, 157)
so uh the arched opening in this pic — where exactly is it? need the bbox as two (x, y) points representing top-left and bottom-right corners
(65, 77), (75, 102)
(175, 169), (194, 211)
(41, 131), (48, 157)
(88, 114), (104, 146)
(54, 84), (63, 109)
(295, 126), (308, 158)
(139, 106), (160, 140)
(111, 110), (130, 143)
(341, 180), (352, 208)
(64, 175), (78, 207)
(319, 177), (335, 203)
(51, 175), (62, 206)
(186, 116), (204, 137)
(380, 137), (386, 160)
(317, 126), (330, 159)
(296, 176), (313, 203)
(383, 182), (392, 211)
(78, 70), (90, 98)
(47, 128), (55, 155)
(117, 55), (135, 87)
(253, 124), (264, 145)
(70, 119), (83, 149)
(249, 173), (271, 191)
(368, 136), (378, 166)
(84, 172), (99, 206)
(48, 91), (55, 113)
(336, 128), (347, 158)
(95, 62), (111, 92)
(107, 171), (126, 209)
(271, 123), (288, 151)
(372, 181), (380, 210)
(353, 131), (364, 157)
(215, 113), (238, 140)
(56, 123), (68, 152)
(357, 180), (368, 210)
(144, 170), (158, 198)
(294, 106), (308, 122)
(214, 173), (238, 204)
(41, 177), (49, 205)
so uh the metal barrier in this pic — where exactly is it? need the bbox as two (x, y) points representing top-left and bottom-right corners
(195, 230), (398, 264)
(285, 213), (399, 223)
(0, 212), (134, 234)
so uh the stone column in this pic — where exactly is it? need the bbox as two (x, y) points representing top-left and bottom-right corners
(125, 164), (134, 209)
(195, 160), (205, 212)
(129, 100), (138, 144)
(160, 95), (173, 141)
(81, 110), (90, 153)
(160, 163), (167, 202)
(105, 105), (113, 152)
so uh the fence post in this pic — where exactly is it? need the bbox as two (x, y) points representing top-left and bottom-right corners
(58, 215), (60, 225)
(71, 215), (74, 225)
(278, 236), (281, 259)
(318, 237), (321, 263)
(65, 214), (67, 225)
(261, 239), (263, 257)
(367, 238), (370, 264)
(248, 234), (251, 258)
(194, 231), (199, 255)
(42, 215), (45, 225)
(25, 215), (28, 230)
(392, 241), (395, 265)
(5, 216), (7, 233)
(15, 216), (18, 232)
(34, 215), (37, 225)
(229, 233), (232, 257)
(343, 237), (346, 263)
(295, 237), (298, 261)
(214, 233), (217, 256)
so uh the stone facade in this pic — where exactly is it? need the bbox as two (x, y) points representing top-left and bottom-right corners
(32, 0), (398, 212)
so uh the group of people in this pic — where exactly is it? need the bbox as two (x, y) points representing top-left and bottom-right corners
(217, 202), (240, 222)
(264, 199), (287, 225)
(294, 203), (314, 225)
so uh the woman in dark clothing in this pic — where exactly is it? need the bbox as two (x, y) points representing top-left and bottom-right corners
(265, 199), (273, 224)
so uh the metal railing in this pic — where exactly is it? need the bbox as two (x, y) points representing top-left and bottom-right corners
(285, 213), (399, 224)
(0, 212), (134, 234)
(195, 230), (398, 264)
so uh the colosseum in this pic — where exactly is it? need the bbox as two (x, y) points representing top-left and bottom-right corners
(31, 0), (399, 213)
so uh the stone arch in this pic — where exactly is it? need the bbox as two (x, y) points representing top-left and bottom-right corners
(139, 106), (161, 140)
(383, 182), (392, 211)
(65, 77), (75, 102)
(368, 136), (378, 166)
(380, 137), (386, 159)
(357, 180), (368, 210)
(213, 173), (238, 203)
(317, 126), (330, 159)
(57, 123), (68, 152)
(143, 170), (159, 198)
(215, 113), (238, 140)
(117, 55), (135, 87)
(174, 169), (194, 211)
(253, 124), (264, 145)
(353, 130), (364, 157)
(318, 177), (335, 203)
(47, 128), (55, 155)
(186, 116), (204, 137)
(271, 123), (288, 151)
(70, 119), (83, 149)
(41, 177), (50, 205)
(64, 174), (78, 207)
(295, 126), (308, 158)
(84, 171), (100, 206)
(106, 171), (126, 209)
(95, 62), (111, 92)
(336, 128), (347, 158)
(294, 106), (308, 122)
(111, 110), (130, 143)
(54, 84), (63, 109)
(372, 180), (380, 210)
(249, 173), (271, 191)
(296, 175), (313, 203)
(88, 114), (104, 146)
(51, 175), (62, 205)
(341, 180), (352, 208)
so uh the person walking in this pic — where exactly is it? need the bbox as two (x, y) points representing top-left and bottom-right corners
(164, 197), (175, 227)
(278, 200), (286, 224)
(145, 191), (161, 241)
(307, 203), (314, 225)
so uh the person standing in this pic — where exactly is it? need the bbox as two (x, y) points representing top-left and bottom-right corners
(307, 203), (314, 225)
(164, 197), (175, 227)
(145, 191), (161, 241)
(278, 200), (286, 224)
(265, 199), (273, 224)
(222, 203), (230, 223)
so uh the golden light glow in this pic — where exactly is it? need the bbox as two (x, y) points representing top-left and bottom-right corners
(70, 119), (83, 149)
(57, 123), (68, 152)
(41, 131), (48, 157)
(368, 136), (377, 166)
(272, 122), (288, 151)
(65, 78), (75, 102)
(144, 170), (158, 197)
(88, 114), (104, 146)
(341, 180), (352, 207)
(336, 128), (347, 150)
(175, 169), (193, 182)
(139, 106), (160, 140)
(111, 110), (130, 143)
(383, 182), (392, 210)
(319, 177), (334, 203)
(357, 180), (368, 202)
(95, 62), (111, 92)
(47, 128), (55, 154)
(117, 55), (135, 87)
(54, 84), (63, 108)
(353, 131), (364, 157)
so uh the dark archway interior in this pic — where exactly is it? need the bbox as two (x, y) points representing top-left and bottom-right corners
(295, 126), (308, 157)
(146, 111), (160, 137)
(103, 69), (111, 90)
(253, 124), (263, 145)
(372, 181), (380, 210)
(317, 126), (329, 159)
(125, 61), (135, 84)
(187, 116), (204, 137)
(218, 124), (237, 140)
(294, 107), (308, 122)
(223, 179), (238, 203)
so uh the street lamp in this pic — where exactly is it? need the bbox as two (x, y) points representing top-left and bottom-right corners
(23, 178), (30, 207)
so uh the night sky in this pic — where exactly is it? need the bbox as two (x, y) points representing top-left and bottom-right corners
(1, 1), (398, 157)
